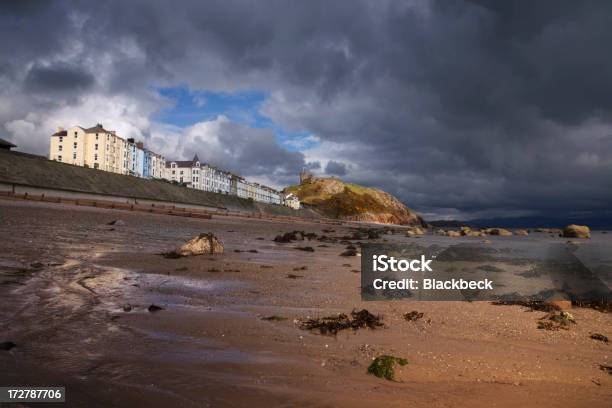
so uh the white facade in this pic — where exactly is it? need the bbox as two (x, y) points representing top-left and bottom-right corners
(252, 184), (282, 204)
(201, 164), (231, 194)
(163, 154), (286, 205)
(164, 156), (200, 187)
(235, 177), (249, 199)
(164, 156), (232, 195)
(284, 193), (301, 210)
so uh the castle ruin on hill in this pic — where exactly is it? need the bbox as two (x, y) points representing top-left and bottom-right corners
(299, 169), (315, 185)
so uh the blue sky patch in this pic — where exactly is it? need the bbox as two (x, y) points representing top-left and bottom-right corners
(154, 87), (319, 152)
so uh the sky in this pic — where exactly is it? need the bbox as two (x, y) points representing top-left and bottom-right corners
(1, 0), (611, 221)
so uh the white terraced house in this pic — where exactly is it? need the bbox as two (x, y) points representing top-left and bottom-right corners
(164, 155), (201, 188)
(201, 164), (231, 194)
(163, 154), (290, 206)
(284, 193), (301, 209)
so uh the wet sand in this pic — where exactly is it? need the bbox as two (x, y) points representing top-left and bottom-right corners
(0, 200), (610, 407)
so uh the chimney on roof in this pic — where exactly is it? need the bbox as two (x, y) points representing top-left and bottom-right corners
(56, 126), (64, 133)
(127, 138), (135, 143)
(136, 141), (144, 149)
(96, 123), (103, 128)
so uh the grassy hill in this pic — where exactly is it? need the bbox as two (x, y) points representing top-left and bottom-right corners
(285, 177), (423, 225)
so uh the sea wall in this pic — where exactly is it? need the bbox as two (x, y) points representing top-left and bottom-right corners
(0, 150), (321, 219)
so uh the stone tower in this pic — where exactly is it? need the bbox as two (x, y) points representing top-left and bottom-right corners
(299, 169), (314, 185)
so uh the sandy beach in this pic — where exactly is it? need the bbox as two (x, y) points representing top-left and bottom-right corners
(0, 199), (610, 407)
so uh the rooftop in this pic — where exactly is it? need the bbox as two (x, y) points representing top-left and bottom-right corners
(0, 138), (17, 150)
(166, 160), (197, 168)
(84, 123), (110, 133)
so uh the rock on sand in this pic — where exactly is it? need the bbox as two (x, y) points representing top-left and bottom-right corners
(486, 228), (513, 236)
(177, 233), (224, 256)
(405, 227), (425, 236)
(562, 225), (590, 239)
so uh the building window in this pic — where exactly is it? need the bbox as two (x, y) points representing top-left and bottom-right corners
(73, 153), (77, 159)
(74, 132), (77, 137)
(95, 144), (98, 150)
(58, 145), (62, 151)
(96, 134), (99, 140)
(94, 154), (98, 161)
(59, 136), (63, 142)
(73, 142), (77, 148)
(58, 155), (62, 161)
(94, 163), (99, 169)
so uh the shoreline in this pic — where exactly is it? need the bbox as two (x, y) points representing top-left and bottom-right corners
(0, 200), (610, 407)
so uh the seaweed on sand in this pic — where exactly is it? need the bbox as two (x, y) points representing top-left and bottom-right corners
(298, 309), (383, 335)
(161, 251), (182, 259)
(600, 364), (612, 375)
(273, 231), (318, 243)
(589, 333), (608, 343)
(261, 316), (288, 321)
(492, 299), (561, 312)
(403, 311), (424, 321)
(295, 246), (315, 252)
(537, 311), (576, 331)
(367, 355), (408, 381)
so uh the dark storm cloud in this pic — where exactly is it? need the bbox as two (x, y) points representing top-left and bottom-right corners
(2, 0), (612, 219)
(24, 63), (95, 93)
(325, 160), (347, 176)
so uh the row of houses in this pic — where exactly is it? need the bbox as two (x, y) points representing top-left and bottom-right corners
(49, 124), (165, 178)
(164, 155), (299, 206)
(49, 124), (300, 209)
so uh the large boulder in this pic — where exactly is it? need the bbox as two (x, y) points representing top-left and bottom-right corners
(514, 229), (529, 236)
(486, 228), (513, 236)
(445, 230), (462, 237)
(460, 227), (484, 237)
(562, 225), (590, 239)
(176, 233), (224, 256)
(405, 227), (425, 236)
